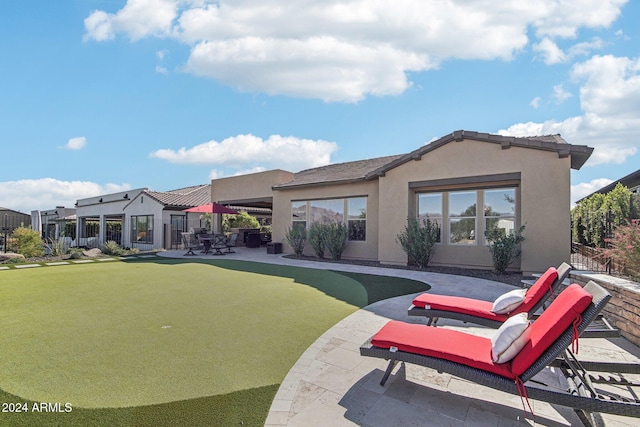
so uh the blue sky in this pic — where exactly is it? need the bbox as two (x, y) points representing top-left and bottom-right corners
(1, 0), (639, 213)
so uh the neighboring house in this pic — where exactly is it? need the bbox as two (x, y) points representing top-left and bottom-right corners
(74, 185), (211, 250)
(578, 168), (640, 201)
(39, 206), (77, 240)
(211, 130), (593, 274)
(1, 207), (31, 244)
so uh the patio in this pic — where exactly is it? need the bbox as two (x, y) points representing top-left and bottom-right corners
(160, 248), (640, 426)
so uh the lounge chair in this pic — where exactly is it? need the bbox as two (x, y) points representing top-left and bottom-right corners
(408, 263), (617, 338)
(361, 281), (640, 426)
(409, 263), (569, 327)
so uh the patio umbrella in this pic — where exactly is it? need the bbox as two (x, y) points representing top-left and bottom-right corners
(183, 203), (240, 233)
(183, 203), (239, 215)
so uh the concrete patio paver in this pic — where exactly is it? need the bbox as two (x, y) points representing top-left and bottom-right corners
(158, 247), (640, 426)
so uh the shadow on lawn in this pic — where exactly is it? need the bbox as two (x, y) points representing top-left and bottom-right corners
(121, 256), (431, 308)
(0, 384), (278, 427)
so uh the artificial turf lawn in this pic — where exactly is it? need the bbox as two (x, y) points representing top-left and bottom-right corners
(0, 257), (429, 426)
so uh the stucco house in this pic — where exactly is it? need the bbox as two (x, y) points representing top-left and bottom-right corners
(211, 130), (593, 274)
(74, 185), (211, 250)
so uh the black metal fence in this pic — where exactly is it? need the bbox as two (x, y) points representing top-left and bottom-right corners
(571, 195), (639, 275)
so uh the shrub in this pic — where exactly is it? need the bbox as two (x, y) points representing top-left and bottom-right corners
(325, 222), (349, 260)
(68, 248), (84, 259)
(396, 216), (440, 269)
(285, 225), (307, 257)
(307, 223), (329, 259)
(102, 240), (125, 256)
(45, 236), (69, 256)
(10, 227), (44, 258)
(600, 220), (640, 281)
(223, 212), (260, 231)
(485, 225), (525, 274)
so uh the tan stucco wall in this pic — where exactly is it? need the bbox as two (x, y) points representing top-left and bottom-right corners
(272, 180), (381, 260)
(211, 169), (293, 204)
(377, 138), (571, 274)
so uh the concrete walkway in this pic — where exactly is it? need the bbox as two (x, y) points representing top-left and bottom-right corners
(158, 247), (640, 426)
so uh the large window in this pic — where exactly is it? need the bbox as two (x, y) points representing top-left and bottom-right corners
(449, 191), (477, 245)
(310, 199), (344, 223)
(484, 188), (516, 240)
(291, 197), (367, 241)
(347, 197), (367, 241)
(417, 193), (442, 242)
(291, 201), (307, 230)
(416, 187), (517, 247)
(131, 215), (153, 244)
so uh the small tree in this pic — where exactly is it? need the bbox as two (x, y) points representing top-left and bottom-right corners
(599, 220), (640, 281)
(485, 225), (525, 274)
(223, 212), (260, 231)
(396, 216), (440, 269)
(10, 227), (45, 258)
(325, 222), (349, 260)
(307, 222), (328, 259)
(285, 224), (307, 257)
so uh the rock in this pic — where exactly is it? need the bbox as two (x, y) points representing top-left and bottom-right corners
(0, 252), (26, 262)
(83, 248), (103, 258)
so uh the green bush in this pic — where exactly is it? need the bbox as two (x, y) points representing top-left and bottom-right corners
(10, 227), (44, 258)
(69, 248), (84, 259)
(396, 216), (440, 268)
(485, 225), (525, 274)
(325, 222), (349, 260)
(102, 240), (125, 256)
(285, 225), (307, 257)
(223, 212), (260, 231)
(307, 223), (329, 258)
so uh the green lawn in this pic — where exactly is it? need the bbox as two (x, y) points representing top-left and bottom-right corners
(0, 256), (429, 426)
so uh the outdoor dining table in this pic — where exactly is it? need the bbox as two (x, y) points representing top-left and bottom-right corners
(198, 234), (227, 255)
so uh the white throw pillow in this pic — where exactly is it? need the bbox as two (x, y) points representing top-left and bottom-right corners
(491, 313), (531, 363)
(491, 288), (527, 314)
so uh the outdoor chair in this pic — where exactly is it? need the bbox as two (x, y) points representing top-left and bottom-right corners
(361, 281), (640, 427)
(409, 263), (568, 327)
(225, 232), (238, 253)
(211, 234), (227, 255)
(407, 262), (618, 338)
(181, 232), (200, 256)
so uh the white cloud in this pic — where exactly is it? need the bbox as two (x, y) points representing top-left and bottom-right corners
(84, 0), (178, 42)
(499, 54), (640, 166)
(84, 0), (627, 102)
(64, 136), (87, 150)
(530, 97), (541, 108)
(534, 38), (566, 64)
(571, 178), (614, 204)
(0, 178), (131, 213)
(552, 84), (572, 104)
(150, 134), (339, 172)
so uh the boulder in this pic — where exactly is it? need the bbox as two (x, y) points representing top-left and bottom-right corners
(83, 248), (103, 258)
(0, 252), (26, 262)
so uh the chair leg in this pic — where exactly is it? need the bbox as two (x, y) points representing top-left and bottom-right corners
(380, 359), (399, 386)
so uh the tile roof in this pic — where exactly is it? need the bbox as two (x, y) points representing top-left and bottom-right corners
(144, 184), (211, 208)
(273, 130), (594, 191)
(366, 130), (593, 178)
(273, 155), (403, 189)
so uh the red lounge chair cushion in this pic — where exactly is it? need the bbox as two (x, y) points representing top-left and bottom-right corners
(371, 320), (516, 379)
(511, 284), (592, 376)
(411, 294), (510, 322)
(515, 267), (559, 313)
(411, 266), (558, 319)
